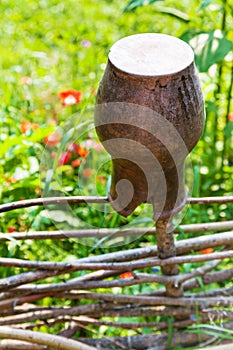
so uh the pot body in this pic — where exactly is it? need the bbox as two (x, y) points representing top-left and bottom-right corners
(95, 35), (205, 219)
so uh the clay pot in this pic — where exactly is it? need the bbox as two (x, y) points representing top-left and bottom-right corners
(95, 33), (205, 219)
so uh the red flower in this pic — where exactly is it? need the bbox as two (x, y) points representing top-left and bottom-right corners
(82, 168), (92, 178)
(200, 248), (214, 254)
(4, 175), (17, 184)
(72, 158), (81, 167)
(120, 272), (133, 279)
(20, 120), (39, 134)
(58, 152), (72, 166)
(8, 226), (16, 233)
(59, 89), (82, 106)
(228, 112), (233, 122)
(97, 175), (107, 185)
(68, 142), (80, 154)
(77, 145), (88, 158)
(44, 131), (62, 147)
(67, 143), (88, 157)
(91, 88), (96, 96)
(20, 76), (32, 85)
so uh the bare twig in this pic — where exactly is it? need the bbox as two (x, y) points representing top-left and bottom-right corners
(0, 250), (232, 271)
(0, 196), (108, 213)
(187, 196), (233, 204)
(78, 323), (233, 350)
(184, 268), (233, 291)
(0, 195), (232, 214)
(0, 270), (120, 301)
(0, 267), (78, 293)
(0, 302), (115, 325)
(0, 260), (218, 301)
(71, 315), (190, 330)
(145, 268), (233, 296)
(77, 231), (233, 263)
(1, 220), (233, 241)
(0, 340), (45, 349)
(55, 291), (233, 308)
(0, 326), (97, 350)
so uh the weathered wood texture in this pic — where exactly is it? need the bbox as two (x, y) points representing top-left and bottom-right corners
(95, 33), (205, 219)
(95, 33), (205, 296)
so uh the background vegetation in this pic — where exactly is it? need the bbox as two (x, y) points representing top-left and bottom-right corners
(0, 0), (232, 346)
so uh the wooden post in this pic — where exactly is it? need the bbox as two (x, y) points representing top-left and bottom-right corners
(95, 33), (205, 297)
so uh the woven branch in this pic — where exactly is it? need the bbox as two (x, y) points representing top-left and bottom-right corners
(0, 254), (226, 300)
(1, 250), (232, 271)
(0, 196), (108, 213)
(78, 321), (233, 350)
(0, 300), (231, 326)
(0, 302), (117, 325)
(77, 231), (233, 263)
(0, 195), (232, 213)
(51, 291), (233, 308)
(0, 326), (96, 350)
(2, 323), (233, 350)
(0, 195), (232, 349)
(0, 233), (231, 307)
(1, 220), (233, 241)
(0, 340), (44, 350)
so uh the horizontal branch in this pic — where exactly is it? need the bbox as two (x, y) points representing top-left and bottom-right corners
(0, 263), (221, 313)
(0, 196), (108, 213)
(0, 269), (72, 293)
(0, 327), (96, 350)
(187, 196), (233, 204)
(0, 195), (232, 213)
(0, 251), (231, 271)
(2, 300), (233, 326)
(1, 220), (233, 241)
(0, 340), (44, 350)
(78, 322), (233, 350)
(0, 269), (120, 302)
(0, 233), (231, 295)
(193, 287), (233, 298)
(2, 321), (233, 350)
(72, 315), (196, 330)
(6, 273), (170, 295)
(0, 264), (121, 295)
(96, 305), (233, 319)
(0, 261), (221, 300)
(49, 291), (233, 308)
(145, 268), (233, 297)
(188, 267), (233, 290)
(77, 231), (233, 263)
(0, 302), (117, 326)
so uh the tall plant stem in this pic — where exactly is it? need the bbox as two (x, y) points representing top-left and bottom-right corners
(213, 0), (227, 150)
(222, 60), (233, 165)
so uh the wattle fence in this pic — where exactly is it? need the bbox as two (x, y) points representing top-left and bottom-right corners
(0, 195), (233, 349)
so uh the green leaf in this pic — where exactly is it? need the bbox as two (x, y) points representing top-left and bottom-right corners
(167, 317), (174, 349)
(198, 0), (215, 11)
(185, 31), (232, 72)
(123, 0), (162, 13)
(0, 125), (54, 158)
(192, 324), (233, 335)
(188, 324), (233, 341)
(155, 6), (190, 22)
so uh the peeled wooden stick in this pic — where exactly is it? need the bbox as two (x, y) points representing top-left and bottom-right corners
(0, 326), (97, 350)
(0, 195), (232, 214)
(1, 220), (233, 241)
